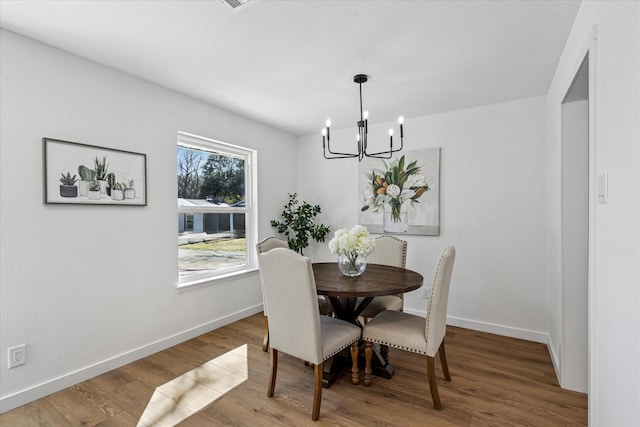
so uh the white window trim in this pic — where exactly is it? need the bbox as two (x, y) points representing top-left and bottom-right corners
(177, 131), (258, 289)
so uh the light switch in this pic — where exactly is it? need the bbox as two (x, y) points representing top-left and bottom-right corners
(598, 173), (608, 204)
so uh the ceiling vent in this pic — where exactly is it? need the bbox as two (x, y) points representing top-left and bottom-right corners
(221, 0), (256, 12)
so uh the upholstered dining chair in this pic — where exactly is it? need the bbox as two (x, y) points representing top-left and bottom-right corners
(256, 237), (332, 352)
(362, 246), (456, 410)
(359, 235), (408, 321)
(258, 248), (361, 421)
(256, 237), (288, 352)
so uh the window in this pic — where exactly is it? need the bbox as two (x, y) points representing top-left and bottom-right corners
(177, 132), (256, 286)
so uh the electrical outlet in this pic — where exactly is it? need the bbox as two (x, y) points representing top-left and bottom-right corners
(8, 344), (27, 369)
(422, 286), (431, 299)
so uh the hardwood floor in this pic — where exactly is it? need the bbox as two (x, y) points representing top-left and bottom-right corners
(0, 313), (587, 426)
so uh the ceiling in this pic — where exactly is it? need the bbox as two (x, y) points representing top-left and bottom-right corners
(0, 0), (581, 136)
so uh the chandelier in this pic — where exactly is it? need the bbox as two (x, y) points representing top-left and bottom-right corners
(322, 74), (404, 161)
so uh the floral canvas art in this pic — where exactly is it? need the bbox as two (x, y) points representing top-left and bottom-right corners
(359, 148), (440, 235)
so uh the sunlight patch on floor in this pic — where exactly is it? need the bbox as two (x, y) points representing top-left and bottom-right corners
(137, 344), (248, 426)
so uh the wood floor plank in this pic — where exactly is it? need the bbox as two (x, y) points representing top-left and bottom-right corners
(0, 397), (72, 427)
(84, 368), (138, 395)
(103, 379), (156, 422)
(0, 314), (587, 426)
(45, 382), (117, 426)
(94, 411), (140, 427)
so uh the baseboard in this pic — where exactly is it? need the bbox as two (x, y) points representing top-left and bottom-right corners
(403, 308), (549, 344)
(547, 335), (561, 383)
(0, 305), (263, 414)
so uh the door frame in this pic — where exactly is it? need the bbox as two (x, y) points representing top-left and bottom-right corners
(559, 24), (598, 421)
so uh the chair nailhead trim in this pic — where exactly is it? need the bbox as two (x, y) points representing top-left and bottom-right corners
(322, 337), (360, 362)
(425, 253), (445, 339)
(362, 338), (427, 355)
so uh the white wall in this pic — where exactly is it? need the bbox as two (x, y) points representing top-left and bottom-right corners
(546, 1), (640, 424)
(0, 30), (298, 412)
(298, 96), (549, 342)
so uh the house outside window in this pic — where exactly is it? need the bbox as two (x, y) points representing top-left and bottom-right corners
(177, 132), (256, 286)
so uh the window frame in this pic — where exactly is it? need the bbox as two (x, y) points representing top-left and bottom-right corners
(177, 131), (257, 289)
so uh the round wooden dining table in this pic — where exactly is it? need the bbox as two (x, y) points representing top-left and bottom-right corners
(312, 262), (424, 387)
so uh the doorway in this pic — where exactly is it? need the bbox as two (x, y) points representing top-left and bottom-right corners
(560, 54), (589, 393)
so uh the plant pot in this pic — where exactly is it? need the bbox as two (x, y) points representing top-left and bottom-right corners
(59, 185), (78, 198)
(125, 188), (136, 199)
(78, 180), (89, 197)
(111, 189), (125, 201)
(88, 190), (101, 200)
(98, 180), (108, 194)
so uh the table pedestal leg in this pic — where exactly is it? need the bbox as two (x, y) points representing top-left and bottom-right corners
(321, 295), (395, 387)
(322, 354), (344, 388)
(322, 342), (394, 387)
(369, 343), (394, 379)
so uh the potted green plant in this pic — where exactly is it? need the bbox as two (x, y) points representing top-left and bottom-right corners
(105, 172), (116, 196)
(124, 178), (136, 199)
(94, 155), (109, 194)
(111, 182), (125, 201)
(87, 180), (101, 200)
(59, 172), (78, 198)
(77, 165), (96, 197)
(270, 193), (331, 255)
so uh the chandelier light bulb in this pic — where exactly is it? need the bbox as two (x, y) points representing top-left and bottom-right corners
(398, 116), (404, 125)
(326, 119), (331, 128)
(388, 129), (394, 136)
(322, 128), (327, 136)
(363, 110), (369, 120)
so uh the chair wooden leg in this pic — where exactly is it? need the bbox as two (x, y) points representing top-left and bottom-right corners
(364, 341), (373, 387)
(268, 348), (277, 397)
(350, 342), (360, 385)
(262, 315), (269, 352)
(427, 356), (442, 410)
(439, 340), (451, 381)
(312, 363), (323, 421)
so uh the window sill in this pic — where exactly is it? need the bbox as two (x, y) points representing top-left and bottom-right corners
(176, 267), (259, 293)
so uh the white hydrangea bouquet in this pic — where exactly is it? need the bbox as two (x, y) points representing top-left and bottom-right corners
(328, 225), (376, 276)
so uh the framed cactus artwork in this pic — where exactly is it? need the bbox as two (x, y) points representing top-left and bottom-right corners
(43, 137), (147, 206)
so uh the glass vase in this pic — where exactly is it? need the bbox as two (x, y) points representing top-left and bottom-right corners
(337, 253), (367, 277)
(383, 201), (409, 233)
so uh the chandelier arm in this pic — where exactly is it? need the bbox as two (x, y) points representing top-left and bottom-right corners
(324, 139), (360, 158)
(323, 123), (359, 158)
(324, 152), (359, 159)
(364, 152), (393, 159)
(364, 135), (404, 158)
(324, 151), (359, 159)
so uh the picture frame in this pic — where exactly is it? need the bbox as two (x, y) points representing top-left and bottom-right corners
(43, 137), (147, 206)
(358, 147), (440, 236)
